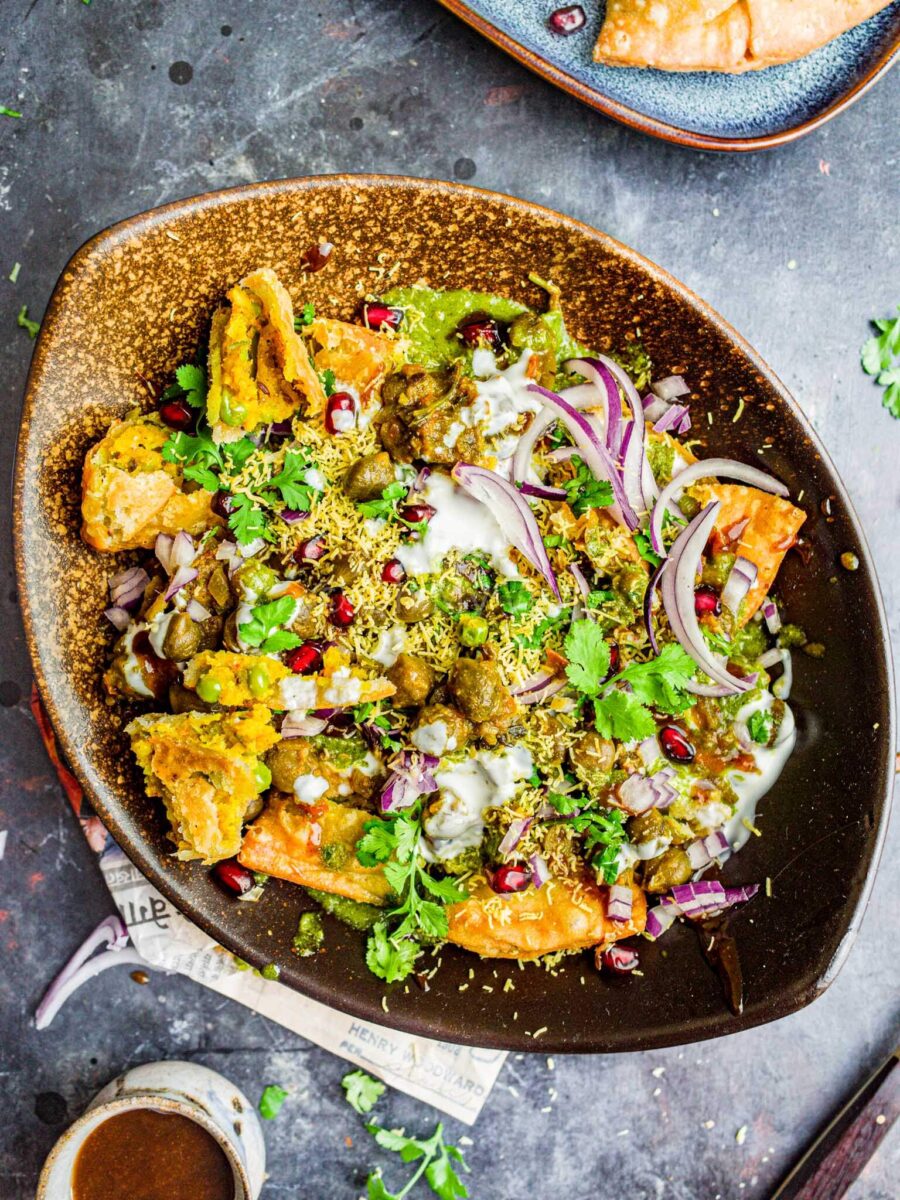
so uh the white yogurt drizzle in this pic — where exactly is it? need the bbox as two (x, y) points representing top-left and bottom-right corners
(420, 745), (533, 862)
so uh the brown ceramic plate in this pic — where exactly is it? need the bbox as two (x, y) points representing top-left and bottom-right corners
(14, 176), (894, 1051)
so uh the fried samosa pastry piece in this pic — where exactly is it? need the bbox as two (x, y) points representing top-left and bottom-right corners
(239, 795), (393, 905)
(594, 0), (893, 73)
(81, 411), (219, 551)
(446, 876), (646, 960)
(206, 266), (326, 439)
(127, 706), (279, 864)
(305, 317), (402, 403)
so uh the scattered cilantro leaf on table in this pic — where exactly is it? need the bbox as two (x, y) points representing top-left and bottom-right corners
(365, 1121), (469, 1200)
(342, 1069), (386, 1115)
(238, 595), (301, 653)
(861, 306), (900, 418)
(1, 106), (22, 119)
(259, 1084), (289, 1119)
(17, 305), (39, 338)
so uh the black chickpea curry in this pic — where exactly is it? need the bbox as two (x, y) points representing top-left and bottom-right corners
(83, 265), (807, 986)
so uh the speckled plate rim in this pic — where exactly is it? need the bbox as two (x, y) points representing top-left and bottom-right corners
(436, 0), (900, 152)
(14, 175), (896, 1051)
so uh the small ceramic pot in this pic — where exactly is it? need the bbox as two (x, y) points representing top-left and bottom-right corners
(36, 1060), (266, 1199)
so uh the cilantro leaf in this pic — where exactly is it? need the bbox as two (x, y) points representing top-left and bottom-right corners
(419, 873), (468, 903)
(16, 305), (39, 338)
(617, 642), (695, 714)
(294, 302), (315, 330)
(363, 1121), (469, 1200)
(563, 455), (614, 516)
(747, 709), (773, 745)
(545, 790), (583, 816)
(634, 531), (662, 568)
(258, 1085), (288, 1119)
(862, 307), (900, 419)
(342, 1069), (386, 1115)
(497, 580), (534, 616)
(357, 481), (408, 522)
(238, 595), (300, 651)
(569, 806), (627, 884)
(564, 619), (611, 696)
(1, 107), (22, 119)
(356, 818), (399, 867)
(320, 368), (336, 396)
(366, 922), (421, 983)
(593, 689), (657, 742)
(269, 450), (319, 511)
(514, 608), (571, 651)
(229, 493), (273, 545)
(174, 362), (207, 409)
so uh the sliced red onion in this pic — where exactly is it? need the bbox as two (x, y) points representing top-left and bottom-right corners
(721, 555), (758, 615)
(104, 606), (131, 632)
(34, 915), (143, 1031)
(637, 736), (660, 770)
(169, 530), (197, 571)
(643, 560), (665, 655)
(499, 816), (533, 858)
(528, 384), (639, 530)
(653, 404), (691, 436)
(519, 480), (567, 502)
(266, 419), (293, 440)
(644, 901), (678, 941)
(660, 503), (752, 695)
(163, 564), (198, 602)
(762, 599), (782, 635)
(379, 751), (440, 813)
(280, 508), (310, 524)
(651, 375), (690, 402)
(512, 668), (556, 697)
(411, 466), (431, 493)
(155, 532), (174, 574)
(568, 561), (591, 621)
(452, 462), (560, 600)
(515, 675), (567, 706)
(724, 516), (750, 543)
(668, 880), (759, 920)
(607, 883), (634, 924)
(186, 598), (211, 622)
(280, 712), (329, 738)
(546, 445), (578, 464)
(530, 853), (550, 889)
(649, 457), (790, 558)
(109, 566), (149, 611)
(564, 357), (622, 452)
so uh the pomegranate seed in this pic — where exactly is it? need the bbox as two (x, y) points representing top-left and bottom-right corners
(212, 491), (235, 519)
(325, 391), (356, 435)
(159, 398), (196, 431)
(382, 558), (407, 584)
(694, 585), (721, 616)
(457, 316), (505, 351)
(548, 4), (586, 34)
(284, 642), (324, 675)
(600, 944), (639, 974)
(301, 241), (333, 272)
(213, 860), (254, 895)
(488, 864), (532, 894)
(399, 503), (436, 526)
(358, 302), (404, 332)
(659, 725), (695, 764)
(293, 535), (326, 563)
(329, 590), (355, 627)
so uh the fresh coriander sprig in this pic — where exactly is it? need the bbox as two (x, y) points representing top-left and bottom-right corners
(238, 595), (302, 653)
(563, 454), (614, 516)
(365, 1122), (469, 1200)
(160, 362), (207, 410)
(861, 306), (900, 418)
(544, 792), (627, 884)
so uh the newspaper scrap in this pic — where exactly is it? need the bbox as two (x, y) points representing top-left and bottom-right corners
(32, 687), (506, 1124)
(101, 843), (506, 1124)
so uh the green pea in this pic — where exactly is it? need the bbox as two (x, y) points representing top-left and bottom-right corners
(220, 393), (248, 427)
(458, 613), (488, 648)
(248, 663), (270, 698)
(196, 673), (222, 704)
(253, 760), (272, 792)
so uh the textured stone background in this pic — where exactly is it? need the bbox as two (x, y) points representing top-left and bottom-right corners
(0, 3), (897, 1197)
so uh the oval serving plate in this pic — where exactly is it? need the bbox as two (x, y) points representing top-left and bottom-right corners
(14, 176), (894, 1051)
(437, 0), (900, 152)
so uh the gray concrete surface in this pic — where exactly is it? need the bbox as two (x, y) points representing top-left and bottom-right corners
(0, 2), (898, 1196)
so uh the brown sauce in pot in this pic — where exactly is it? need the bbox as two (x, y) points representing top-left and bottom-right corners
(72, 1108), (235, 1200)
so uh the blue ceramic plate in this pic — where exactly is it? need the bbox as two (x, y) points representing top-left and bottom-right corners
(438, 0), (900, 150)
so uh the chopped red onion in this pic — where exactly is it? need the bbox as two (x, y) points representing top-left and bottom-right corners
(163, 564), (198, 602)
(644, 901), (678, 941)
(169, 530), (197, 571)
(34, 915), (146, 1031)
(499, 816), (533, 858)
(607, 884), (634, 924)
(109, 566), (149, 611)
(617, 774), (659, 816)
(104, 606), (131, 632)
(652, 404), (691, 436)
(530, 853), (550, 888)
(280, 712), (329, 738)
(660, 503), (753, 695)
(721, 555), (758, 615)
(452, 462), (560, 600)
(651, 375), (690, 402)
(686, 831), (730, 872)
(762, 599), (782, 634)
(528, 384), (639, 529)
(669, 880), (759, 920)
(724, 516), (750, 543)
(186, 599), (211, 622)
(649, 457), (790, 558)
(154, 532), (173, 574)
(379, 751), (440, 813)
(280, 508), (310, 524)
